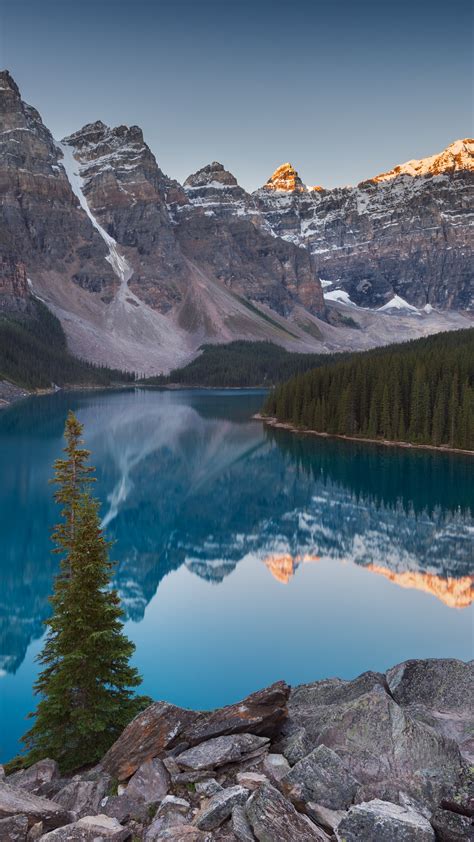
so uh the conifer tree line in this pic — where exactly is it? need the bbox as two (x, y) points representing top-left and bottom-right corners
(17, 412), (148, 773)
(262, 329), (474, 451)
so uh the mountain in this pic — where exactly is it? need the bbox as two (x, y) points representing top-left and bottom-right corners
(0, 69), (472, 375)
(255, 142), (474, 310)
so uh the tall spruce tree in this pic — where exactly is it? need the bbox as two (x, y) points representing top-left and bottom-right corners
(22, 413), (147, 772)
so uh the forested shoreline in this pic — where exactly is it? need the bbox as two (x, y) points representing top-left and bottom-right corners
(261, 329), (474, 452)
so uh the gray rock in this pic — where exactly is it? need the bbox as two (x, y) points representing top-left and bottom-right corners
(176, 735), (269, 771)
(386, 659), (474, 762)
(155, 828), (212, 841)
(304, 802), (346, 833)
(246, 782), (330, 841)
(284, 679), (465, 809)
(171, 771), (214, 785)
(40, 813), (131, 840)
(236, 773), (268, 791)
(0, 814), (29, 841)
(430, 806), (473, 841)
(335, 799), (435, 841)
(101, 793), (149, 823)
(232, 804), (256, 842)
(126, 758), (170, 804)
(144, 796), (191, 840)
(0, 766), (5, 781)
(54, 775), (111, 818)
(0, 783), (74, 831)
(6, 760), (60, 795)
(262, 754), (290, 783)
(27, 820), (44, 840)
(195, 780), (223, 797)
(282, 744), (358, 809)
(194, 786), (249, 831)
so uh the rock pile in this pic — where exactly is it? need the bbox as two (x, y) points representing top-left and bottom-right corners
(1, 660), (472, 840)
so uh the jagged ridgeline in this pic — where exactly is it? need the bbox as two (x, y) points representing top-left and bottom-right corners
(262, 329), (474, 451)
(0, 300), (133, 390)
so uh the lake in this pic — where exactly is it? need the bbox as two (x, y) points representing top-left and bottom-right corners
(0, 388), (472, 762)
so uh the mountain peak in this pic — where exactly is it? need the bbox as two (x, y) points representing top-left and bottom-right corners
(0, 70), (20, 96)
(371, 138), (474, 183)
(264, 162), (305, 192)
(184, 161), (238, 189)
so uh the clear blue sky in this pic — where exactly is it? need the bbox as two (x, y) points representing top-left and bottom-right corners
(1, 0), (472, 190)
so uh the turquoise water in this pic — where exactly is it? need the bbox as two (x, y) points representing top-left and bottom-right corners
(0, 388), (473, 762)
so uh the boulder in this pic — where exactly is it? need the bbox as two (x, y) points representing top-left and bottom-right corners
(181, 682), (290, 746)
(430, 805), (473, 841)
(195, 779), (222, 797)
(6, 760), (60, 795)
(101, 683), (289, 783)
(0, 766), (5, 781)
(101, 793), (149, 823)
(125, 758), (170, 804)
(101, 702), (199, 781)
(40, 813), (131, 840)
(282, 744), (358, 809)
(232, 804), (256, 842)
(144, 796), (191, 840)
(0, 783), (74, 830)
(283, 680), (464, 809)
(304, 802), (346, 834)
(262, 754), (290, 783)
(54, 774), (111, 818)
(246, 782), (330, 841)
(194, 785), (249, 831)
(335, 799), (435, 841)
(0, 813), (28, 841)
(236, 773), (268, 791)
(176, 735), (269, 771)
(386, 659), (474, 761)
(154, 828), (212, 841)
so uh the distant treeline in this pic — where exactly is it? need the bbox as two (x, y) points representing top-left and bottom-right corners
(0, 301), (134, 390)
(141, 341), (344, 388)
(262, 329), (474, 451)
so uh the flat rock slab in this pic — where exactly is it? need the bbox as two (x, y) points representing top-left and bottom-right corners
(54, 775), (111, 818)
(101, 702), (199, 781)
(155, 828), (212, 841)
(0, 813), (29, 841)
(125, 757), (170, 803)
(6, 760), (59, 795)
(176, 734), (269, 771)
(40, 813), (131, 840)
(0, 782), (75, 830)
(246, 782), (330, 841)
(195, 785), (249, 830)
(282, 744), (358, 809)
(181, 682), (290, 746)
(386, 659), (474, 762)
(430, 806), (473, 841)
(236, 773), (268, 791)
(232, 804), (256, 842)
(262, 754), (290, 783)
(335, 799), (435, 841)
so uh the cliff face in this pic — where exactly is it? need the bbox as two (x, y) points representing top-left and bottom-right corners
(0, 69), (471, 374)
(0, 71), (115, 301)
(254, 145), (474, 310)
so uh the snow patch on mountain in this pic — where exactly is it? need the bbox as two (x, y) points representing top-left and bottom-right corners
(378, 295), (420, 313)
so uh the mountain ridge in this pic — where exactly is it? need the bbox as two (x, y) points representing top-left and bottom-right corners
(0, 69), (472, 375)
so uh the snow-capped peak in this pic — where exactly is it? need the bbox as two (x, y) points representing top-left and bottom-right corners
(371, 138), (474, 183)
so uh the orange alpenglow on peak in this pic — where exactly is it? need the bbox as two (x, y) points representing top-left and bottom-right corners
(264, 163), (305, 192)
(370, 138), (474, 183)
(263, 553), (320, 584)
(365, 565), (473, 609)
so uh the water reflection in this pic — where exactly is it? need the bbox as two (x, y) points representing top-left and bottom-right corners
(0, 388), (472, 679)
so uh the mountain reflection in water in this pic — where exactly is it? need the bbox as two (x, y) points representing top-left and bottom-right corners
(0, 387), (472, 680)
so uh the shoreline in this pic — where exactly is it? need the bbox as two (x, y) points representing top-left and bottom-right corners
(255, 414), (474, 456)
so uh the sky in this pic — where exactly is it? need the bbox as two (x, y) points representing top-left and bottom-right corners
(0, 0), (472, 191)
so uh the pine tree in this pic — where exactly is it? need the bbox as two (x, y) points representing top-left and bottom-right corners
(22, 413), (148, 773)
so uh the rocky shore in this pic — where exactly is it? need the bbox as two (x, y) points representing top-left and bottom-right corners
(1, 659), (472, 841)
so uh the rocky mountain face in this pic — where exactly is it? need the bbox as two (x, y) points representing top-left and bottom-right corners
(0, 69), (472, 374)
(255, 144), (474, 310)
